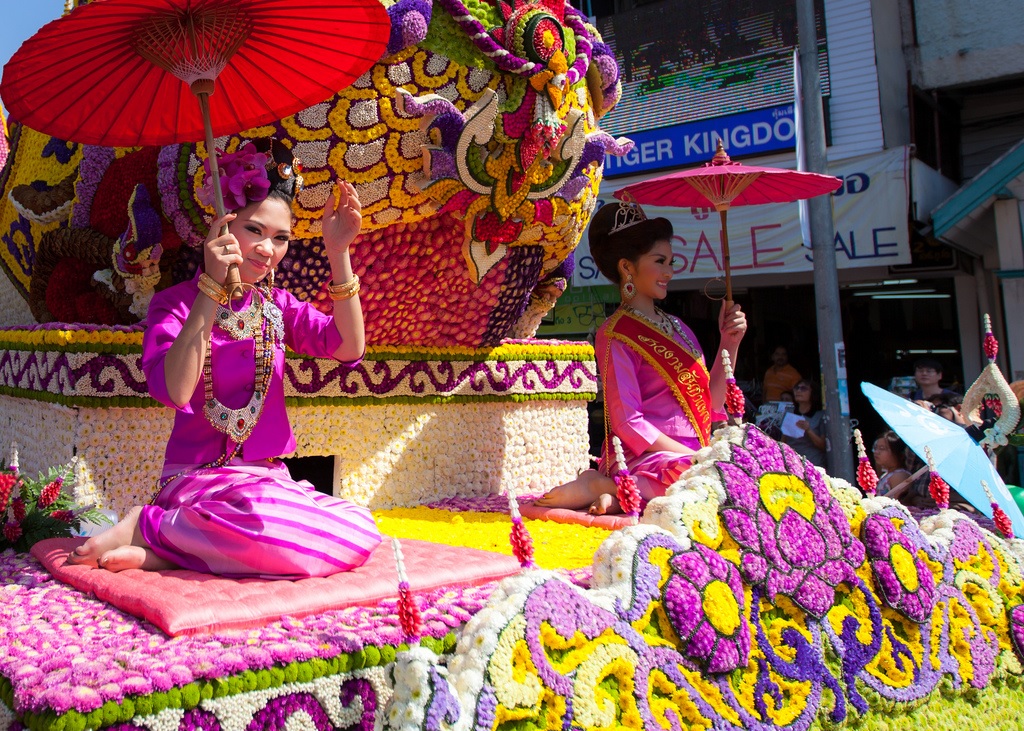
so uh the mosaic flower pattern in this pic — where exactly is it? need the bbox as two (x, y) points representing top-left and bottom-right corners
(717, 426), (865, 618)
(664, 542), (750, 672)
(862, 508), (938, 621)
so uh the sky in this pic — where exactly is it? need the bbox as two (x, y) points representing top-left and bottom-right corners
(1, 2), (67, 115)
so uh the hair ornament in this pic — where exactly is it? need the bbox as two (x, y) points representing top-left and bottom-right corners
(276, 159), (305, 194)
(609, 192), (647, 235)
(198, 142), (272, 211)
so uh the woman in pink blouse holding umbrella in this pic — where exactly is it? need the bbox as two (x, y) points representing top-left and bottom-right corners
(69, 139), (381, 578)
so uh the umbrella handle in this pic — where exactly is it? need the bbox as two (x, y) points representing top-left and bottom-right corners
(719, 208), (732, 305)
(194, 82), (244, 301)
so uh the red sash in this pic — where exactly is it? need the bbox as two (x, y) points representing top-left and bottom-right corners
(603, 309), (713, 447)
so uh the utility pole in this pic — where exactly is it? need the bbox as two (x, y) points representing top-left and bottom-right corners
(797, 0), (854, 481)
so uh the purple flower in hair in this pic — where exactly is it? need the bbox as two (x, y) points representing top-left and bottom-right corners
(197, 142), (272, 210)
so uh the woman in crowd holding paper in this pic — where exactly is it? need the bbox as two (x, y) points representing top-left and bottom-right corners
(69, 139), (382, 578)
(535, 198), (747, 514)
(782, 379), (826, 467)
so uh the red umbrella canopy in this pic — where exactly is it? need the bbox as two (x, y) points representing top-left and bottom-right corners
(0, 0), (391, 147)
(615, 141), (842, 211)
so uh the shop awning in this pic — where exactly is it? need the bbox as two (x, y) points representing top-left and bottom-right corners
(931, 137), (1024, 250)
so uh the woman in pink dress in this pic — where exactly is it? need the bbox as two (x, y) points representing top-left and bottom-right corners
(536, 198), (747, 514)
(69, 139), (382, 578)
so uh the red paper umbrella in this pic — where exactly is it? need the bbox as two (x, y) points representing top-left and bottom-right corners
(1, 0), (390, 297)
(616, 140), (841, 303)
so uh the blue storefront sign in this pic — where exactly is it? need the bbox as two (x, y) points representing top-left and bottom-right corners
(603, 104), (797, 178)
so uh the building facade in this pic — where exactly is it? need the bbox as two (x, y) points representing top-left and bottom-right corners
(547, 0), (1024, 418)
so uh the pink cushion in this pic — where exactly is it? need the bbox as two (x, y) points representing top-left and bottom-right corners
(518, 501), (636, 530)
(32, 537), (521, 636)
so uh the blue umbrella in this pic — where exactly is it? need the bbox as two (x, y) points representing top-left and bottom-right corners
(860, 382), (1024, 535)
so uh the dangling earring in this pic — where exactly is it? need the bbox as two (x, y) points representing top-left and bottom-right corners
(621, 273), (636, 301)
(268, 268), (276, 289)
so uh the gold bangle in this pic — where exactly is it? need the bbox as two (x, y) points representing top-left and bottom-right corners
(328, 274), (360, 301)
(197, 273), (228, 306)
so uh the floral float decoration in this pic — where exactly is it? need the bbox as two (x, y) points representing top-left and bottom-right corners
(399, 423), (1024, 730)
(962, 313), (1021, 448)
(0, 0), (629, 349)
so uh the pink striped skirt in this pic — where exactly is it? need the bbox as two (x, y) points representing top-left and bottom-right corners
(138, 459), (381, 579)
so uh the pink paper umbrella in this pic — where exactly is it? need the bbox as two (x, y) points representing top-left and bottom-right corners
(615, 140), (841, 303)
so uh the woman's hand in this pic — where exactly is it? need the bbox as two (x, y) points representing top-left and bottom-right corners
(719, 301), (747, 343)
(322, 181), (362, 258)
(203, 213), (243, 285)
(796, 419), (809, 431)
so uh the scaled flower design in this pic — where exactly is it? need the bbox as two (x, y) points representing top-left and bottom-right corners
(663, 542), (750, 673)
(718, 426), (866, 618)
(862, 509), (937, 622)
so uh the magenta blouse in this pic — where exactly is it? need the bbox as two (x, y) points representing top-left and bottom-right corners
(142, 274), (356, 467)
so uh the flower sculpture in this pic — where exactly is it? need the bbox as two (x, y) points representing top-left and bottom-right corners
(717, 426), (865, 618)
(861, 508), (938, 621)
(663, 542), (750, 672)
(0, 0), (628, 346)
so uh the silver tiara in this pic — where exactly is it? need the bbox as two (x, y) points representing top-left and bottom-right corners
(609, 195), (647, 235)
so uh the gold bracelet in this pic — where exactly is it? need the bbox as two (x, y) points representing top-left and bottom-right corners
(328, 274), (360, 301)
(197, 273), (228, 306)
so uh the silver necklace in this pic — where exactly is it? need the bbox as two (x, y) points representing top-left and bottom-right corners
(622, 305), (700, 355)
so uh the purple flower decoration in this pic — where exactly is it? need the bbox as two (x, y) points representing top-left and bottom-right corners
(862, 511), (937, 622)
(718, 426), (866, 618)
(197, 143), (271, 211)
(1010, 603), (1024, 662)
(663, 543), (750, 673)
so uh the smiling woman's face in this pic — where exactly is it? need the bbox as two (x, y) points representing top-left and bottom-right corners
(229, 196), (292, 284)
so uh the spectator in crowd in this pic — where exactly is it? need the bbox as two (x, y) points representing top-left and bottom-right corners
(763, 345), (802, 403)
(909, 357), (959, 401)
(778, 390), (794, 403)
(872, 431), (915, 501)
(783, 379), (826, 467)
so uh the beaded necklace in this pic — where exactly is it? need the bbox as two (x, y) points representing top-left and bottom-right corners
(157, 284), (282, 491)
(204, 285), (282, 442)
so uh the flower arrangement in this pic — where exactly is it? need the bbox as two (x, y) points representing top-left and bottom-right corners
(0, 453), (110, 552)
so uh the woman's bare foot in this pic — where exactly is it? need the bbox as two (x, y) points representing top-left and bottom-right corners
(98, 546), (177, 572)
(66, 506), (143, 567)
(534, 470), (617, 510)
(588, 493), (622, 515)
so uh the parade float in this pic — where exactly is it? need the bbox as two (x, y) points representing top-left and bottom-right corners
(1, 1), (1024, 730)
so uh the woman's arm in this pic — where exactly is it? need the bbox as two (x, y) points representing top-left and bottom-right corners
(322, 181), (365, 362)
(796, 417), (827, 450)
(708, 302), (747, 411)
(162, 213), (243, 408)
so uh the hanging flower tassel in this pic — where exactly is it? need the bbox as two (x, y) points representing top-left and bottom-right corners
(981, 479), (1014, 540)
(8, 442), (18, 477)
(391, 538), (424, 645)
(983, 314), (999, 363)
(721, 350), (745, 423)
(854, 429), (878, 495)
(924, 446), (950, 510)
(506, 490), (536, 569)
(612, 435), (642, 520)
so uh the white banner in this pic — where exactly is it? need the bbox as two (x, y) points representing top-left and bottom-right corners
(574, 146), (910, 287)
